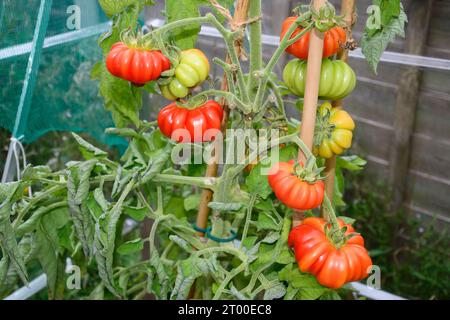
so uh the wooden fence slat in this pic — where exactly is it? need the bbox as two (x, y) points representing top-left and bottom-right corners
(389, 0), (435, 212)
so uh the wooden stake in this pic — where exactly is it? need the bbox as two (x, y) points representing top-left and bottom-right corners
(321, 0), (355, 216)
(293, 0), (327, 227)
(195, 0), (251, 236)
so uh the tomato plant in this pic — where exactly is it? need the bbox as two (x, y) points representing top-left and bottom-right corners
(160, 49), (210, 100)
(0, 0), (407, 301)
(288, 217), (373, 289)
(281, 16), (346, 59)
(158, 100), (223, 142)
(283, 58), (356, 100)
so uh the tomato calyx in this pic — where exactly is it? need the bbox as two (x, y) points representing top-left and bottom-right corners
(176, 96), (210, 110)
(292, 2), (346, 32)
(322, 222), (361, 248)
(119, 29), (153, 51)
(292, 157), (324, 184)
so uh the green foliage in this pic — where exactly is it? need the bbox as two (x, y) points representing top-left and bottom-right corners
(345, 173), (450, 299)
(361, 1), (408, 74)
(165, 0), (234, 50)
(0, 0), (417, 301)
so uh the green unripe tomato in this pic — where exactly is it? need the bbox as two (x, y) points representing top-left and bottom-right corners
(161, 49), (210, 101)
(283, 58), (356, 100)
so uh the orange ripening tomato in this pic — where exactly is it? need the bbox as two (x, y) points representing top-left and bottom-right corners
(158, 100), (223, 143)
(268, 160), (324, 210)
(288, 217), (373, 289)
(106, 42), (171, 85)
(280, 16), (346, 60)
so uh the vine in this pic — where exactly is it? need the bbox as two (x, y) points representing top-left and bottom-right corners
(0, 0), (407, 300)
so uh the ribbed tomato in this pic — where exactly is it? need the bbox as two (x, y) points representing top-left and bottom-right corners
(288, 217), (373, 289)
(157, 100), (223, 143)
(283, 58), (356, 100)
(160, 49), (210, 100)
(313, 102), (355, 159)
(106, 42), (170, 85)
(280, 16), (346, 60)
(268, 160), (324, 210)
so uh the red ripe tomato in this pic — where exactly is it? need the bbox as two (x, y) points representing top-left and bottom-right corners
(106, 42), (170, 85)
(288, 217), (373, 289)
(268, 160), (324, 210)
(280, 17), (346, 59)
(157, 100), (223, 143)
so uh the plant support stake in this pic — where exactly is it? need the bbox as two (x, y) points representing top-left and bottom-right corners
(321, 0), (355, 216)
(294, 0), (327, 227)
(195, 0), (251, 236)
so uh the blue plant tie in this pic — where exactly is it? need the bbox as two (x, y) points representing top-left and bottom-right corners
(192, 224), (237, 243)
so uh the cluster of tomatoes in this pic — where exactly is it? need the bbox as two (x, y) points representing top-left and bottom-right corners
(106, 41), (222, 143)
(105, 17), (371, 290)
(267, 17), (372, 289)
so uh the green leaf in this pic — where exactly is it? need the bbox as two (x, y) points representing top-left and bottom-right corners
(256, 212), (280, 231)
(241, 236), (258, 250)
(148, 250), (170, 299)
(184, 194), (201, 211)
(278, 264), (327, 300)
(0, 255), (10, 288)
(123, 206), (147, 221)
(21, 165), (52, 181)
(170, 255), (219, 300)
(261, 232), (281, 244)
(97, 2), (143, 55)
(98, 0), (148, 17)
(320, 290), (342, 300)
(276, 247), (295, 265)
(333, 166), (346, 208)
(89, 284), (105, 300)
(169, 235), (193, 252)
(139, 144), (173, 186)
(16, 202), (68, 236)
(0, 181), (25, 204)
(72, 133), (108, 160)
(118, 273), (130, 297)
(338, 216), (356, 225)
(379, 0), (401, 27)
(106, 127), (141, 139)
(117, 238), (144, 255)
(165, 0), (202, 50)
(92, 64), (143, 128)
(99, 0), (132, 17)
(264, 282), (286, 300)
(35, 210), (68, 299)
(93, 178), (136, 297)
(361, 3), (407, 74)
(0, 201), (28, 285)
(112, 167), (134, 199)
(67, 161), (97, 257)
(165, 197), (187, 218)
(336, 155), (367, 171)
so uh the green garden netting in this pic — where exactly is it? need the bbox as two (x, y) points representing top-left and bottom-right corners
(0, 0), (127, 150)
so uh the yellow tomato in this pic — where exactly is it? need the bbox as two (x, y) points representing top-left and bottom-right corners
(313, 102), (355, 159)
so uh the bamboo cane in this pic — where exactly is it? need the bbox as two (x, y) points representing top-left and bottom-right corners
(195, 0), (251, 236)
(293, 0), (327, 227)
(321, 0), (355, 216)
